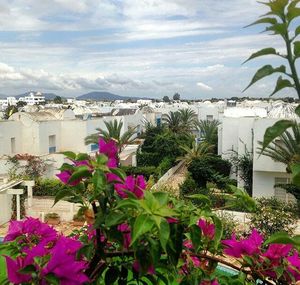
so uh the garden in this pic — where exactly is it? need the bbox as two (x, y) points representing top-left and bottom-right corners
(1, 0), (300, 284)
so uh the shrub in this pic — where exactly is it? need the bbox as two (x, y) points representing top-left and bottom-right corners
(33, 178), (72, 196)
(121, 166), (158, 180)
(179, 173), (198, 197)
(188, 155), (232, 189)
(45, 212), (60, 220)
(157, 157), (174, 177)
(248, 197), (298, 237)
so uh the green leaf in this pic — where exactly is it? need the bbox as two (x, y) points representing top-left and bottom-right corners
(105, 211), (126, 227)
(245, 17), (277, 28)
(159, 219), (170, 252)
(261, 119), (294, 151)
(76, 153), (90, 161)
(295, 26), (300, 38)
(243, 48), (278, 63)
(262, 0), (289, 18)
(287, 0), (300, 22)
(109, 168), (126, 180)
(62, 151), (76, 160)
(44, 273), (60, 285)
(116, 199), (140, 210)
(186, 194), (211, 205)
(131, 214), (154, 245)
(291, 163), (300, 186)
(294, 41), (300, 57)
(18, 264), (36, 274)
(53, 188), (72, 205)
(59, 163), (74, 171)
(270, 76), (294, 96)
(265, 23), (288, 37)
(265, 232), (295, 245)
(96, 154), (108, 165)
(153, 192), (169, 206)
(190, 224), (202, 252)
(68, 166), (91, 183)
(105, 267), (120, 285)
(295, 104), (300, 117)
(211, 215), (223, 249)
(243, 65), (286, 91)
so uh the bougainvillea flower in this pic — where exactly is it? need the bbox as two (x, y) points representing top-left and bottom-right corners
(115, 175), (146, 199)
(183, 240), (193, 249)
(133, 260), (155, 275)
(287, 252), (300, 281)
(43, 236), (89, 284)
(98, 138), (118, 159)
(166, 217), (179, 224)
(222, 229), (263, 258)
(198, 219), (215, 239)
(5, 256), (32, 284)
(263, 244), (292, 261)
(56, 170), (81, 186)
(4, 217), (57, 243)
(117, 223), (131, 249)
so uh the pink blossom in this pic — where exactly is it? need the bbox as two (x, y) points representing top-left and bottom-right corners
(98, 138), (118, 160)
(263, 244), (292, 260)
(117, 223), (131, 249)
(115, 175), (146, 199)
(222, 229), (263, 258)
(4, 217), (57, 243)
(183, 240), (193, 249)
(166, 217), (179, 224)
(4, 256), (32, 284)
(198, 219), (215, 239)
(133, 260), (155, 275)
(287, 252), (300, 281)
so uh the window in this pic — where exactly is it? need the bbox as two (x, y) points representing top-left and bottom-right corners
(49, 135), (56, 153)
(206, 115), (213, 121)
(91, 144), (98, 152)
(11, 137), (16, 154)
(274, 177), (296, 203)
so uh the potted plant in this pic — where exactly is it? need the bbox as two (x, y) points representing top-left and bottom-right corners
(45, 212), (60, 225)
(72, 212), (86, 226)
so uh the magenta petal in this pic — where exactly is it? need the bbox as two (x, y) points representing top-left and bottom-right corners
(5, 256), (32, 284)
(56, 171), (71, 184)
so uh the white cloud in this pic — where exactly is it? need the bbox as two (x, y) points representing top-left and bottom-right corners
(197, 82), (213, 91)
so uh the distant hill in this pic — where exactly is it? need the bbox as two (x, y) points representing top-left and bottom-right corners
(15, 92), (61, 100)
(77, 91), (152, 101)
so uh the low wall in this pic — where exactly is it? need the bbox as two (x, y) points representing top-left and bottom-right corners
(152, 161), (184, 190)
(26, 197), (80, 222)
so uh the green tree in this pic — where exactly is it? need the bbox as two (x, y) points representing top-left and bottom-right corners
(177, 141), (214, 166)
(162, 111), (182, 133)
(3, 105), (18, 120)
(197, 119), (220, 151)
(162, 95), (170, 102)
(178, 108), (198, 133)
(16, 101), (27, 108)
(173, 92), (180, 100)
(53, 96), (63, 104)
(85, 119), (136, 153)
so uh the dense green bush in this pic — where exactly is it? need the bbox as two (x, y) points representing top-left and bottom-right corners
(188, 155), (232, 189)
(33, 178), (72, 196)
(157, 157), (174, 177)
(248, 197), (298, 237)
(121, 166), (159, 180)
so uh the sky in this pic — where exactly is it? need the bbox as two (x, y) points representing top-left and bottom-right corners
(0, 0), (297, 99)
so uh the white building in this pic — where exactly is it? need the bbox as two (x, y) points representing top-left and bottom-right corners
(18, 92), (45, 105)
(219, 102), (298, 202)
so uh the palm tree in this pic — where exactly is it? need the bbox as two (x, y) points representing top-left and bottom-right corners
(178, 108), (198, 133)
(85, 119), (136, 153)
(162, 111), (182, 133)
(177, 141), (214, 166)
(197, 119), (220, 147)
(258, 122), (300, 173)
